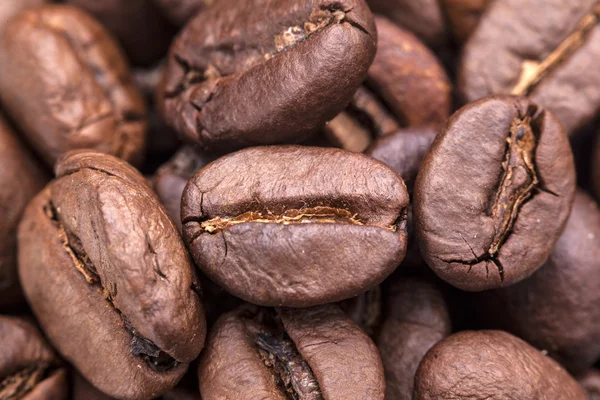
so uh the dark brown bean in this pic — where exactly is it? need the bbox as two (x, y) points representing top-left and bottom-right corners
(197, 304), (385, 399)
(415, 96), (576, 291)
(151, 0), (210, 26)
(0, 315), (68, 400)
(376, 277), (451, 400)
(0, 5), (147, 166)
(440, 0), (492, 43)
(160, 0), (377, 153)
(475, 190), (600, 376)
(0, 116), (47, 309)
(18, 151), (206, 400)
(581, 370), (600, 400)
(459, 0), (600, 134)
(182, 146), (409, 307)
(414, 330), (588, 399)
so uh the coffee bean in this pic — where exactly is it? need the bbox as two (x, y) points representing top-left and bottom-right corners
(376, 277), (451, 400)
(0, 116), (47, 309)
(64, 0), (175, 66)
(440, 0), (491, 43)
(459, 0), (600, 134)
(414, 330), (588, 399)
(325, 16), (450, 153)
(475, 190), (600, 375)
(160, 0), (377, 153)
(0, 0), (45, 31)
(182, 146), (409, 307)
(366, 0), (447, 47)
(415, 96), (576, 291)
(366, 127), (437, 193)
(0, 5), (147, 166)
(18, 151), (206, 400)
(197, 304), (385, 399)
(594, 135), (600, 201)
(151, 0), (210, 26)
(152, 146), (214, 231)
(0, 315), (68, 400)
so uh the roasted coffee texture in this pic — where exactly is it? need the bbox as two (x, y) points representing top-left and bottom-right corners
(477, 190), (600, 376)
(182, 146), (409, 307)
(151, 0), (211, 26)
(415, 96), (576, 291)
(160, 0), (377, 153)
(441, 0), (491, 43)
(0, 315), (68, 400)
(0, 117), (47, 309)
(376, 277), (451, 400)
(18, 151), (206, 400)
(414, 330), (588, 399)
(198, 305), (385, 399)
(0, 5), (147, 166)
(459, 0), (600, 134)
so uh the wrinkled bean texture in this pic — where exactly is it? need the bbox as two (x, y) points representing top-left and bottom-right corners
(64, 0), (175, 66)
(160, 0), (377, 153)
(0, 117), (47, 309)
(0, 5), (147, 166)
(18, 151), (206, 400)
(414, 330), (588, 399)
(0, 316), (68, 400)
(415, 96), (576, 291)
(376, 277), (451, 400)
(198, 305), (385, 399)
(477, 190), (600, 376)
(182, 146), (409, 307)
(459, 0), (600, 134)
(366, 0), (446, 47)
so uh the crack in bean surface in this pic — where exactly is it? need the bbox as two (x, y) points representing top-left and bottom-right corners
(0, 364), (49, 400)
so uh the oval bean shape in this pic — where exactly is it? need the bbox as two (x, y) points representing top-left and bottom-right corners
(414, 330), (587, 399)
(18, 151), (206, 400)
(198, 305), (385, 399)
(182, 146), (409, 307)
(459, 0), (600, 134)
(415, 96), (576, 291)
(0, 5), (147, 166)
(160, 0), (377, 153)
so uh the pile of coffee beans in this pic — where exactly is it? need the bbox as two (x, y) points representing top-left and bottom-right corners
(1, 0), (599, 399)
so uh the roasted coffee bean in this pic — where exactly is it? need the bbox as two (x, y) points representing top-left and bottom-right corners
(376, 277), (451, 400)
(325, 16), (450, 153)
(151, 0), (210, 26)
(160, 0), (377, 153)
(0, 5), (147, 167)
(338, 287), (383, 336)
(64, 0), (175, 66)
(182, 146), (409, 307)
(0, 315), (68, 400)
(475, 190), (600, 375)
(440, 0), (491, 43)
(197, 304), (385, 399)
(18, 151), (206, 400)
(0, 116), (47, 309)
(0, 0), (45, 31)
(366, 128), (437, 193)
(581, 370), (600, 400)
(366, 0), (447, 47)
(459, 0), (600, 134)
(594, 135), (600, 201)
(414, 330), (588, 399)
(415, 96), (576, 291)
(152, 146), (214, 231)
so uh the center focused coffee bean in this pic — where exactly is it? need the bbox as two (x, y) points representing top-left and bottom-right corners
(0, 315), (68, 400)
(18, 151), (206, 400)
(182, 146), (409, 307)
(415, 96), (576, 291)
(459, 0), (600, 134)
(197, 304), (385, 399)
(160, 0), (377, 153)
(0, 5), (147, 166)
